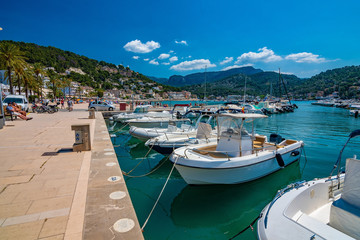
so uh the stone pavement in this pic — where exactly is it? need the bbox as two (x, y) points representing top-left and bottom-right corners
(0, 104), (143, 240)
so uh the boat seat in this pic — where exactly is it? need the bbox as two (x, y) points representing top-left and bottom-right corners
(253, 135), (266, 146)
(297, 213), (353, 240)
(329, 158), (360, 239)
(329, 198), (360, 239)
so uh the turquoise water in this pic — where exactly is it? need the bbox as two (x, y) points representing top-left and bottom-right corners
(108, 101), (360, 240)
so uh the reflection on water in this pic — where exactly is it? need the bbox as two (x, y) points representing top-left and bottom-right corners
(107, 101), (360, 240)
(171, 162), (301, 228)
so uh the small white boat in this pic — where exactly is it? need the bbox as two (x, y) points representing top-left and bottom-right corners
(126, 116), (190, 129)
(257, 129), (360, 240)
(145, 122), (217, 154)
(113, 105), (171, 122)
(129, 114), (213, 142)
(169, 113), (303, 185)
(129, 123), (193, 142)
(349, 104), (360, 118)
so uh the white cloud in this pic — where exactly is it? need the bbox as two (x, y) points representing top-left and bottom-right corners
(158, 53), (170, 60)
(220, 57), (234, 65)
(169, 50), (174, 53)
(143, 58), (149, 61)
(132, 56), (139, 60)
(123, 39), (160, 53)
(285, 52), (327, 63)
(169, 56), (178, 62)
(236, 47), (282, 63)
(162, 62), (170, 65)
(170, 59), (216, 71)
(175, 40), (188, 45)
(149, 59), (159, 65)
(221, 64), (253, 71)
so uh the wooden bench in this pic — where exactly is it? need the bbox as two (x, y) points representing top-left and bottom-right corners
(3, 106), (17, 121)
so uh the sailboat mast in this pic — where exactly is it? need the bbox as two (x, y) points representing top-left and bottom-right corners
(204, 65), (207, 101)
(243, 77), (247, 104)
(278, 68), (282, 99)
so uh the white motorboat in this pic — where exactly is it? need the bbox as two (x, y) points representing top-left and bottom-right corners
(349, 104), (360, 118)
(125, 116), (190, 129)
(257, 129), (360, 240)
(113, 105), (171, 122)
(129, 123), (193, 142)
(129, 114), (212, 142)
(169, 113), (304, 185)
(145, 122), (217, 154)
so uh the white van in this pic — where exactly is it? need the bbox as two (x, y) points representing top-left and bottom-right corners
(3, 95), (29, 112)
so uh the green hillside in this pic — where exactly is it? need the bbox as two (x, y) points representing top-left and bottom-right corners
(294, 66), (360, 98)
(0, 40), (178, 92)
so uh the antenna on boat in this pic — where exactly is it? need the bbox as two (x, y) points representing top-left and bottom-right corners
(330, 129), (360, 178)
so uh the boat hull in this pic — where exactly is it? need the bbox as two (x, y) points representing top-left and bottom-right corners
(256, 174), (355, 240)
(127, 119), (190, 128)
(170, 143), (302, 185)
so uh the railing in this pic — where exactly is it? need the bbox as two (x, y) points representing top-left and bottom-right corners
(174, 141), (292, 161)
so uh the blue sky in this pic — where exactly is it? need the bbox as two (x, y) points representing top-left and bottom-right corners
(1, 0), (360, 79)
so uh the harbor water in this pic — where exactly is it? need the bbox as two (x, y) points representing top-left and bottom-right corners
(107, 101), (360, 240)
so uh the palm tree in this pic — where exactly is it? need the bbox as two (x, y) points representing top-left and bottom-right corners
(14, 65), (25, 95)
(33, 63), (45, 99)
(47, 69), (59, 99)
(0, 42), (27, 94)
(22, 67), (35, 98)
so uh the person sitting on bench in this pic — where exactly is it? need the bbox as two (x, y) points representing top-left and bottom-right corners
(11, 102), (27, 116)
(6, 104), (32, 121)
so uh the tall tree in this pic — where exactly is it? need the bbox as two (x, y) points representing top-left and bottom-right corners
(0, 42), (27, 94)
(14, 65), (25, 95)
(33, 63), (46, 99)
(47, 69), (59, 99)
(23, 67), (35, 98)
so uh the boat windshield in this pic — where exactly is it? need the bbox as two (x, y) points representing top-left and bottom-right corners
(134, 106), (149, 113)
(217, 116), (251, 137)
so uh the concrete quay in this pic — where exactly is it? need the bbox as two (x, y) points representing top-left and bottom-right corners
(0, 104), (143, 240)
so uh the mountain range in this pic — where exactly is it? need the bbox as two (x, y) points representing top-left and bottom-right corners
(150, 65), (360, 99)
(149, 66), (263, 87)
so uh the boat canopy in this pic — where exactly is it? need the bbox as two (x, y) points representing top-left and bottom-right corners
(214, 113), (267, 119)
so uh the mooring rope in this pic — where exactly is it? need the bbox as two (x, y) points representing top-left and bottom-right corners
(141, 155), (179, 231)
(122, 154), (171, 178)
(112, 123), (129, 134)
(301, 145), (308, 175)
(121, 140), (157, 176)
(229, 213), (262, 240)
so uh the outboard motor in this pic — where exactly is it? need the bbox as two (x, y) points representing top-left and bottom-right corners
(269, 133), (284, 144)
